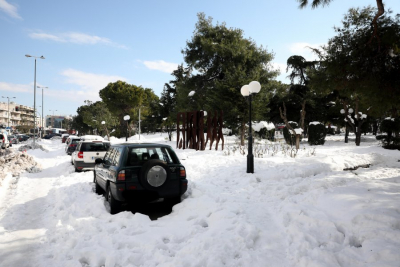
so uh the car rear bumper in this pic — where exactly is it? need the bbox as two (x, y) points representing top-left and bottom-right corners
(74, 161), (95, 171)
(110, 178), (188, 202)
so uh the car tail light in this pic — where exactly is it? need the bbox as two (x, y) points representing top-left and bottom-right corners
(180, 167), (186, 177)
(117, 170), (126, 181)
(78, 151), (83, 158)
(69, 144), (77, 147)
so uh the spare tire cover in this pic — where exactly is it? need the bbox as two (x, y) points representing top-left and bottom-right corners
(147, 165), (167, 187)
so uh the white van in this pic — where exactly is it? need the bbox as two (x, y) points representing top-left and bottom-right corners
(0, 133), (10, 149)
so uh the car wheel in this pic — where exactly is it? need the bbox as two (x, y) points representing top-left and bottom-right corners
(140, 160), (169, 189)
(93, 172), (103, 195)
(106, 185), (121, 215)
(74, 163), (80, 172)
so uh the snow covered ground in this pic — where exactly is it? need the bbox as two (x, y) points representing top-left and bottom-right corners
(0, 133), (399, 267)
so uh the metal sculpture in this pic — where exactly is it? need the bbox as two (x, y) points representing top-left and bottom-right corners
(177, 110), (223, 151)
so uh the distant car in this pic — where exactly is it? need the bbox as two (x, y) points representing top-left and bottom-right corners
(94, 143), (188, 214)
(8, 135), (19, 144)
(71, 135), (110, 172)
(17, 134), (30, 142)
(0, 134), (10, 149)
(65, 137), (81, 155)
(44, 133), (60, 139)
(61, 134), (69, 143)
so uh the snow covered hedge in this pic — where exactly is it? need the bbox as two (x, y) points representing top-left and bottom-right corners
(253, 121), (275, 141)
(308, 122), (326, 146)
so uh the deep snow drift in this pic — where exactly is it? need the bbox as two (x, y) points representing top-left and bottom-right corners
(0, 133), (399, 267)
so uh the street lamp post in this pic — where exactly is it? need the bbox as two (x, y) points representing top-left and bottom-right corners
(1, 96), (16, 128)
(26, 54), (45, 147)
(124, 115), (130, 141)
(241, 81), (261, 174)
(37, 86), (48, 136)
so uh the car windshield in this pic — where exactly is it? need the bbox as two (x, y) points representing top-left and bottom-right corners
(126, 146), (179, 166)
(81, 142), (110, 152)
(71, 139), (81, 144)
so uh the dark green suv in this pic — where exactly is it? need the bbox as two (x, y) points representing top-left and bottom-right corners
(94, 143), (188, 214)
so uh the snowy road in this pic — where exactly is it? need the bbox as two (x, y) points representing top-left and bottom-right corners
(0, 135), (399, 267)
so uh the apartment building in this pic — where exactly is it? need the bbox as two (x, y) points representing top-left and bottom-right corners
(0, 101), (41, 130)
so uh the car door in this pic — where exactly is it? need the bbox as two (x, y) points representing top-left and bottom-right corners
(96, 147), (115, 190)
(106, 147), (123, 182)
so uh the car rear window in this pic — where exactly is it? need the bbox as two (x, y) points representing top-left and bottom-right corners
(126, 146), (179, 166)
(81, 142), (110, 152)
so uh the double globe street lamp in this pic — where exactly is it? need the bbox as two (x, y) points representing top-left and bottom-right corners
(241, 81), (261, 174)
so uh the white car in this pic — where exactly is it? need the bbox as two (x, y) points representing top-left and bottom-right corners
(0, 133), (10, 149)
(71, 135), (110, 172)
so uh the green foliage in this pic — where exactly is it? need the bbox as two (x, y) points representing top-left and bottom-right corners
(308, 123), (326, 145)
(99, 81), (158, 138)
(283, 122), (301, 146)
(178, 13), (278, 133)
(310, 7), (400, 117)
(256, 127), (275, 141)
(81, 101), (118, 137)
(380, 118), (400, 134)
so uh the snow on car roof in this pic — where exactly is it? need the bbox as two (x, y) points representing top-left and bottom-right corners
(80, 135), (104, 141)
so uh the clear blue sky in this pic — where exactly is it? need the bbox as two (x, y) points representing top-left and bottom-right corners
(1, 0), (399, 117)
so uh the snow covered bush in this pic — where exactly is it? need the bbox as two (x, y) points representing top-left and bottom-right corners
(308, 122), (326, 146)
(283, 122), (302, 146)
(379, 117), (400, 149)
(253, 121), (275, 141)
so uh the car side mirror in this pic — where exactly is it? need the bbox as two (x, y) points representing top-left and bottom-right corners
(95, 158), (103, 164)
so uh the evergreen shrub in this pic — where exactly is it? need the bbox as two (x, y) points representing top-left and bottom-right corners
(308, 122), (326, 145)
(257, 127), (276, 141)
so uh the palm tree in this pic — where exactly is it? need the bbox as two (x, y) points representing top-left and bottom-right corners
(297, 0), (385, 43)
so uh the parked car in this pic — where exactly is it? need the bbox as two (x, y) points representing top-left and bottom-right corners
(8, 135), (19, 144)
(71, 135), (110, 172)
(65, 137), (81, 155)
(61, 134), (69, 143)
(44, 133), (61, 139)
(94, 143), (188, 214)
(17, 134), (30, 142)
(0, 134), (10, 149)
(65, 135), (78, 147)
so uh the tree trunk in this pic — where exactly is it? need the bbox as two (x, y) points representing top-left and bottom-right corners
(345, 125), (349, 143)
(240, 121), (245, 146)
(373, 120), (378, 135)
(295, 135), (300, 149)
(355, 131), (362, 146)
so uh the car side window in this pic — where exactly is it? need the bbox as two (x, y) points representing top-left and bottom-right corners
(104, 148), (115, 165)
(111, 147), (123, 166)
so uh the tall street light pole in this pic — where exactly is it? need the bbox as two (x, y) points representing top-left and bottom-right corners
(241, 81), (261, 174)
(37, 86), (48, 136)
(26, 54), (45, 147)
(1, 96), (16, 128)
